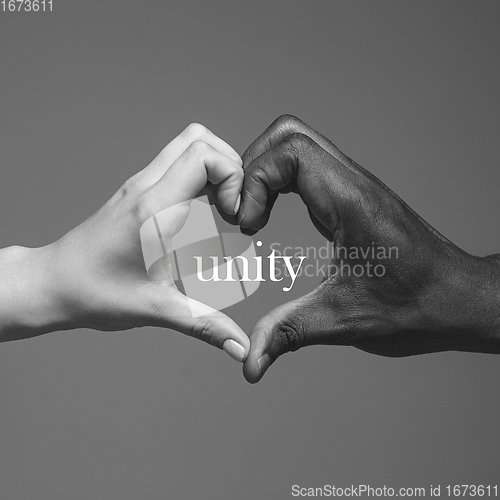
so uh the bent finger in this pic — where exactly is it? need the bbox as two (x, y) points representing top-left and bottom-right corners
(240, 133), (348, 234)
(139, 123), (242, 187)
(242, 114), (346, 167)
(144, 140), (243, 218)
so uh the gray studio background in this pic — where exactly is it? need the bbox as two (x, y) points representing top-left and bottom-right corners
(1, 1), (500, 499)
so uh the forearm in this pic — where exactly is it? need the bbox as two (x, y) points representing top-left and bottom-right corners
(0, 244), (71, 342)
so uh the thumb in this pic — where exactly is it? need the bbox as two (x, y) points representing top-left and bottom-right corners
(243, 283), (338, 383)
(154, 288), (250, 363)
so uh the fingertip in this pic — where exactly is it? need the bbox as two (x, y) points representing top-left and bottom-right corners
(225, 148), (243, 167)
(220, 194), (240, 217)
(242, 322), (272, 382)
(237, 194), (268, 232)
(222, 339), (247, 363)
(219, 322), (250, 362)
(240, 226), (258, 236)
(243, 354), (271, 383)
(257, 354), (271, 378)
(181, 303), (250, 361)
(233, 193), (241, 216)
(214, 204), (239, 225)
(243, 358), (261, 384)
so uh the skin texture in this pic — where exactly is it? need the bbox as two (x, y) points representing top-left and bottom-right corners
(0, 123), (250, 362)
(238, 115), (500, 383)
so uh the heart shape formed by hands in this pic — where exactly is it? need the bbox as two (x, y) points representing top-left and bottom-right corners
(12, 118), (497, 377)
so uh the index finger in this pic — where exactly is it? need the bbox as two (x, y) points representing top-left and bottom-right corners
(242, 114), (346, 167)
(140, 123), (242, 187)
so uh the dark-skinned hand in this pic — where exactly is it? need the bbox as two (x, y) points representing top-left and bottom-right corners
(237, 115), (500, 383)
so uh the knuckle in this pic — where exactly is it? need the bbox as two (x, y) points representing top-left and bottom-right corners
(248, 162), (269, 185)
(270, 317), (306, 358)
(109, 174), (143, 206)
(187, 139), (211, 156)
(119, 174), (141, 195)
(285, 132), (313, 155)
(191, 319), (217, 346)
(131, 193), (154, 223)
(274, 114), (301, 132)
(183, 122), (209, 140)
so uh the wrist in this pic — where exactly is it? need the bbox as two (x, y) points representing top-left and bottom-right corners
(415, 252), (500, 354)
(0, 244), (74, 342)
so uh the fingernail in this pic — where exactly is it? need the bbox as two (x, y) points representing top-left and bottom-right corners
(233, 194), (241, 216)
(222, 339), (246, 362)
(257, 355), (271, 378)
(238, 212), (245, 226)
